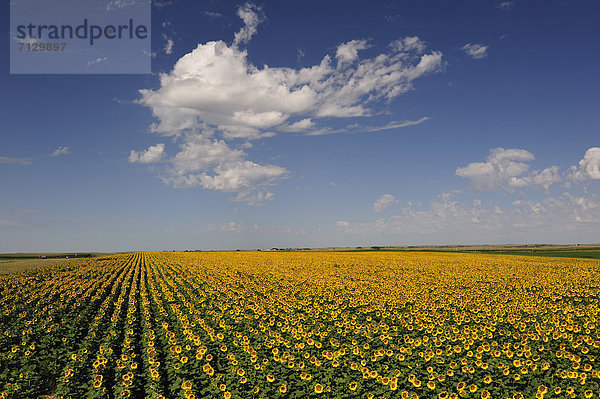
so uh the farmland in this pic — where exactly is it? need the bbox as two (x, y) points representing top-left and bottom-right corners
(0, 251), (599, 399)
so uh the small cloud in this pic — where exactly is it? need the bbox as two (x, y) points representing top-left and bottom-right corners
(231, 191), (274, 206)
(233, 3), (265, 48)
(50, 146), (70, 157)
(0, 155), (32, 165)
(297, 48), (305, 61)
(329, 181), (336, 187)
(153, 0), (172, 8)
(163, 34), (174, 55)
(496, 1), (514, 11)
(87, 57), (108, 66)
(219, 222), (245, 232)
(106, 0), (135, 11)
(278, 118), (315, 132)
(304, 127), (348, 136)
(143, 50), (157, 58)
(129, 143), (166, 163)
(204, 11), (223, 18)
(461, 43), (488, 59)
(374, 194), (397, 212)
(14, 35), (38, 44)
(367, 117), (429, 132)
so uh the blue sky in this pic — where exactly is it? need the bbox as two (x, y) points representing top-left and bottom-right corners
(1, 0), (599, 251)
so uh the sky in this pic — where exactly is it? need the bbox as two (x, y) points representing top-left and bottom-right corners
(1, 0), (599, 252)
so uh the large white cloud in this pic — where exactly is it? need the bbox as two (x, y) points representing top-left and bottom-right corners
(139, 36), (442, 136)
(133, 3), (443, 203)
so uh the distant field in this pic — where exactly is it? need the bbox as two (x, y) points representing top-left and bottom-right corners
(335, 245), (600, 260)
(0, 253), (107, 275)
(0, 258), (73, 275)
(0, 252), (97, 260)
(458, 247), (600, 259)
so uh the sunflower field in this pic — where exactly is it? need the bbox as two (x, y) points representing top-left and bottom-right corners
(0, 251), (599, 399)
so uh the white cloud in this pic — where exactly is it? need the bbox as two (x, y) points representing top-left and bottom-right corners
(233, 3), (265, 48)
(138, 35), (442, 137)
(569, 147), (600, 181)
(335, 39), (370, 66)
(462, 43), (488, 59)
(335, 192), (600, 237)
(160, 133), (289, 200)
(456, 147), (600, 191)
(456, 148), (534, 191)
(129, 143), (166, 163)
(87, 57), (108, 66)
(219, 222), (245, 232)
(374, 194), (397, 212)
(204, 11), (223, 18)
(231, 191), (275, 206)
(190, 221), (245, 233)
(496, 1), (514, 11)
(153, 0), (172, 8)
(456, 147), (561, 192)
(50, 146), (70, 157)
(389, 36), (426, 53)
(509, 166), (561, 190)
(14, 35), (38, 44)
(0, 155), (32, 165)
(278, 118), (315, 132)
(106, 0), (135, 11)
(367, 117), (429, 132)
(198, 161), (288, 192)
(163, 34), (174, 55)
(133, 5), (442, 204)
